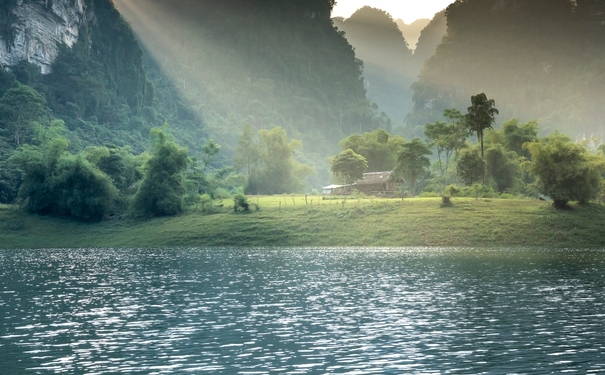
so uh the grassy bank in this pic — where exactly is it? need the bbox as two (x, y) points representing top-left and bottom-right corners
(2, 197), (605, 249)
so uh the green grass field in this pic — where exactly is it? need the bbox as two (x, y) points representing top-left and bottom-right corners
(2, 196), (605, 249)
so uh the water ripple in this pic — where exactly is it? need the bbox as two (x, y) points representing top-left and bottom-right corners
(1, 248), (604, 374)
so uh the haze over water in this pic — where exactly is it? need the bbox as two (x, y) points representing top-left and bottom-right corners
(1, 247), (604, 373)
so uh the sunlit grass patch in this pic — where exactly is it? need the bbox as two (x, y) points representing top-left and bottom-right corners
(1, 197), (605, 249)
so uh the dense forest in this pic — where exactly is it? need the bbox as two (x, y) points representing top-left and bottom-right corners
(407, 0), (605, 137)
(114, 0), (390, 177)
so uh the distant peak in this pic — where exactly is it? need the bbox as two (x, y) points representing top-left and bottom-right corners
(347, 6), (398, 30)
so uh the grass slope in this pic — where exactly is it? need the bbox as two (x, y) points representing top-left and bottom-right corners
(1, 197), (605, 249)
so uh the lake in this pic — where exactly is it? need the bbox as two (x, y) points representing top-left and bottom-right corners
(1, 247), (604, 374)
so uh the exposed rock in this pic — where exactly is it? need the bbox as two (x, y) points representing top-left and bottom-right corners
(0, 0), (87, 74)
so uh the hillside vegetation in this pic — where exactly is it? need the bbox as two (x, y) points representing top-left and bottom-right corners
(407, 0), (605, 137)
(114, 0), (388, 165)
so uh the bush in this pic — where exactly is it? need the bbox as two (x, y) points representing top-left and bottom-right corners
(524, 136), (605, 208)
(444, 184), (461, 197)
(132, 129), (189, 217)
(233, 193), (249, 211)
(214, 187), (232, 199)
(50, 154), (118, 220)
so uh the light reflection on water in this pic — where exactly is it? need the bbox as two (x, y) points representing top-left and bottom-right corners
(0, 247), (604, 374)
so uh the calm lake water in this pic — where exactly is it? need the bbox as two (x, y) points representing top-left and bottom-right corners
(1, 247), (604, 374)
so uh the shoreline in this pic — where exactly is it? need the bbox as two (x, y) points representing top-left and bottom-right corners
(2, 198), (605, 249)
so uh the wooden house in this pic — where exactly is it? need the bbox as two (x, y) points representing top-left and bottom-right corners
(353, 171), (402, 196)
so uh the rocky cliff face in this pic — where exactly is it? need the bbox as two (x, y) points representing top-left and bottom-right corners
(0, 0), (87, 74)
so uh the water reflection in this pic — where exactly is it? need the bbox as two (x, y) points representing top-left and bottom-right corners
(1, 248), (604, 373)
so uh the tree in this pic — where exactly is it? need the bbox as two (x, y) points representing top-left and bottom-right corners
(234, 124), (260, 178)
(501, 119), (539, 159)
(132, 128), (189, 217)
(0, 86), (47, 145)
(443, 108), (468, 159)
(339, 129), (406, 172)
(394, 138), (432, 194)
(457, 147), (486, 186)
(466, 93), (498, 158)
(9, 120), (118, 220)
(246, 127), (314, 194)
(49, 154), (118, 220)
(331, 149), (368, 185)
(425, 119), (463, 189)
(524, 136), (605, 209)
(485, 144), (522, 193)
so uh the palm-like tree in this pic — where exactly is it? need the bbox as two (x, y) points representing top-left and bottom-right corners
(466, 93), (499, 158)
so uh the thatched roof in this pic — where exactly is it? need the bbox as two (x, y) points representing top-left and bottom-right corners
(355, 171), (396, 186)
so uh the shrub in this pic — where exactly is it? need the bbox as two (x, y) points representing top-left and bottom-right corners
(233, 193), (249, 212)
(444, 184), (461, 197)
(132, 128), (189, 217)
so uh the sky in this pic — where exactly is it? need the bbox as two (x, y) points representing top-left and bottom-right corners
(332, 0), (454, 24)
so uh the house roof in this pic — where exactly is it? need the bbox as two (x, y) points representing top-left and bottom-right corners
(355, 171), (396, 186)
(322, 184), (347, 190)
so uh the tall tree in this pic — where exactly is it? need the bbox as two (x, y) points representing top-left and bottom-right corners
(246, 127), (314, 194)
(466, 93), (498, 158)
(457, 147), (486, 186)
(443, 108), (468, 160)
(394, 138), (432, 194)
(234, 124), (260, 178)
(0, 86), (47, 145)
(424, 121), (454, 188)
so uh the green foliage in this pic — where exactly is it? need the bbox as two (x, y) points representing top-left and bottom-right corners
(444, 184), (461, 197)
(3, 0), (159, 154)
(485, 144), (523, 193)
(48, 154), (118, 220)
(457, 147), (486, 185)
(331, 149), (368, 185)
(425, 120), (457, 188)
(85, 144), (146, 193)
(0, 85), (48, 145)
(233, 193), (249, 212)
(234, 124), (260, 178)
(132, 128), (189, 217)
(9, 121), (117, 220)
(242, 127), (314, 194)
(524, 135), (605, 209)
(409, 0), (605, 135)
(500, 119), (539, 159)
(0, 158), (20, 203)
(394, 138), (432, 194)
(466, 93), (499, 158)
(119, 0), (388, 166)
(339, 129), (406, 172)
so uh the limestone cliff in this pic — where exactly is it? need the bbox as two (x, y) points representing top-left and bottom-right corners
(0, 0), (87, 73)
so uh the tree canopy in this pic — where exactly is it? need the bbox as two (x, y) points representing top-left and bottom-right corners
(466, 93), (498, 159)
(331, 149), (368, 185)
(394, 138), (432, 194)
(524, 135), (605, 208)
